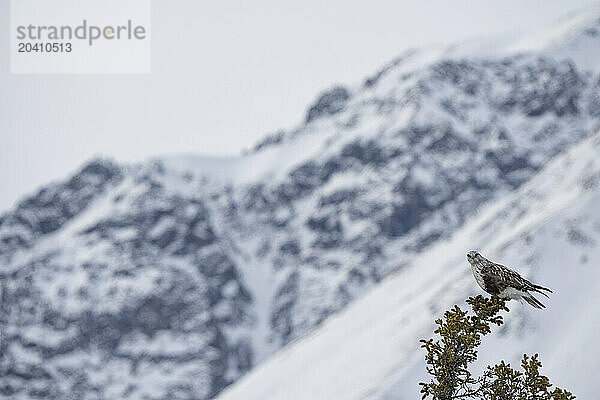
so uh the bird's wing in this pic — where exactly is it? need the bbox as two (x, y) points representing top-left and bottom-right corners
(479, 263), (507, 294)
(484, 262), (532, 291)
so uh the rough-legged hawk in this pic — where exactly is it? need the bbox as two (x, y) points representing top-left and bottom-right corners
(466, 251), (552, 309)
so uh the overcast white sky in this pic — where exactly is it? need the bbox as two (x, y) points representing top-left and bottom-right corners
(1, 0), (598, 210)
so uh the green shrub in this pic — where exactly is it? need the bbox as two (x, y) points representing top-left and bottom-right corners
(419, 295), (575, 400)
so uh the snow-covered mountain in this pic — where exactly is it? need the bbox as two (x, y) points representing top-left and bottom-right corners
(216, 127), (600, 400)
(2, 5), (600, 400)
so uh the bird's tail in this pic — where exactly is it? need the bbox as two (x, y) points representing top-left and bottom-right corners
(532, 284), (553, 299)
(523, 294), (546, 309)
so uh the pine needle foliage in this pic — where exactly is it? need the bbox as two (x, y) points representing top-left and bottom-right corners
(419, 295), (575, 400)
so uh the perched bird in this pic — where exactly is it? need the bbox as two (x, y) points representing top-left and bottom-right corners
(466, 251), (552, 309)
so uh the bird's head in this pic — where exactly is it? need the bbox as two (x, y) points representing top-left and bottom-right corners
(466, 250), (483, 265)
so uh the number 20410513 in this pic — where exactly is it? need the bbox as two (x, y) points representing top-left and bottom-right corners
(18, 42), (72, 52)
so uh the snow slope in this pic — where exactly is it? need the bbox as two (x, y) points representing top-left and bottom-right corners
(216, 129), (600, 400)
(506, 3), (600, 71)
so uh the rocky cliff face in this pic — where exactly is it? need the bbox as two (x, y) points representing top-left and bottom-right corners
(2, 8), (600, 400)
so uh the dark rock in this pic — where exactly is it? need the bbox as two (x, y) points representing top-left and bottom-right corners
(305, 86), (351, 123)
